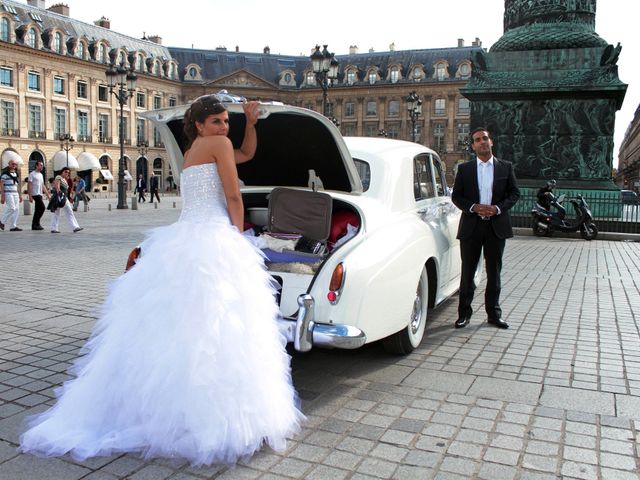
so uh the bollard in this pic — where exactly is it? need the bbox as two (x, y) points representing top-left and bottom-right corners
(131, 197), (138, 210)
(154, 202), (158, 209)
(23, 200), (32, 216)
(108, 203), (112, 211)
(173, 201), (176, 208)
(84, 204), (88, 212)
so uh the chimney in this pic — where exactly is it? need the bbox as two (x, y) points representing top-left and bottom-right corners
(215, 46), (227, 51)
(27, 0), (46, 8)
(457, 38), (464, 47)
(147, 35), (162, 45)
(472, 37), (482, 47)
(94, 16), (111, 29)
(389, 42), (395, 52)
(368, 47), (374, 53)
(48, 3), (70, 16)
(349, 45), (358, 55)
(235, 45), (239, 52)
(264, 46), (270, 54)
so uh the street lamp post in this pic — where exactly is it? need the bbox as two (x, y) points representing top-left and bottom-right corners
(310, 45), (339, 117)
(106, 62), (137, 210)
(406, 91), (422, 143)
(59, 133), (75, 169)
(138, 140), (148, 179)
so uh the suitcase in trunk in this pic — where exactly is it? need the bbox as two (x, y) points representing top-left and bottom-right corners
(268, 187), (333, 241)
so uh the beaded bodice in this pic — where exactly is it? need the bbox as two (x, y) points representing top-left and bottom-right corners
(178, 163), (229, 224)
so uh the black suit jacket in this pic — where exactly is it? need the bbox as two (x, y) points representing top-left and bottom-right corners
(150, 176), (159, 189)
(135, 179), (146, 192)
(451, 158), (520, 240)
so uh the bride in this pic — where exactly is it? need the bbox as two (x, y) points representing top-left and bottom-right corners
(19, 95), (304, 466)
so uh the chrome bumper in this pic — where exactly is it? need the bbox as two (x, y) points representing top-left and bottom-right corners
(278, 294), (366, 352)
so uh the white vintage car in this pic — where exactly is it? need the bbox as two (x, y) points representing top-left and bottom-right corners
(140, 101), (462, 354)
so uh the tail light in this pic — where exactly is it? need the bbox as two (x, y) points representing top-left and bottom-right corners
(125, 247), (141, 272)
(327, 263), (345, 304)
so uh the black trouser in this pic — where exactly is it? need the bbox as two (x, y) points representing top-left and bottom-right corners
(150, 189), (160, 202)
(137, 191), (146, 202)
(32, 195), (45, 229)
(458, 220), (506, 320)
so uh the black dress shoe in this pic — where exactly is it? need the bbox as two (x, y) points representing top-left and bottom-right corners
(32, 226), (44, 230)
(488, 318), (509, 329)
(9, 227), (22, 231)
(455, 316), (471, 328)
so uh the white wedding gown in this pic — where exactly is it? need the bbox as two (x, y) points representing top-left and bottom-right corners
(20, 163), (304, 465)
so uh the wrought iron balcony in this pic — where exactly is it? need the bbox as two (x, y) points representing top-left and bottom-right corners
(28, 130), (46, 139)
(98, 135), (112, 144)
(77, 134), (92, 142)
(0, 128), (19, 137)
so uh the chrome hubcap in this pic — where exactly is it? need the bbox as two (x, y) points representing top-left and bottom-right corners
(410, 288), (423, 335)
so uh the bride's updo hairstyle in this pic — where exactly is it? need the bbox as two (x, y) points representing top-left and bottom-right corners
(183, 95), (227, 148)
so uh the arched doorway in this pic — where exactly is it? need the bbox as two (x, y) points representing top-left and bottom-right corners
(153, 157), (163, 190)
(136, 156), (148, 184)
(28, 150), (46, 183)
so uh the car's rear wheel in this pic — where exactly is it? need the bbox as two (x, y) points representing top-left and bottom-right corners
(383, 267), (428, 355)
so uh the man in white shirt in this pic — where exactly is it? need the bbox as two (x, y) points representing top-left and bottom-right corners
(28, 159), (50, 230)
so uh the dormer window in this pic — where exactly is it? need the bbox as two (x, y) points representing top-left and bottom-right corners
(435, 62), (448, 81)
(76, 41), (85, 59)
(0, 17), (9, 42)
(97, 44), (106, 63)
(368, 70), (376, 85)
(53, 32), (62, 53)
(457, 62), (471, 79)
(346, 69), (356, 85)
(137, 54), (145, 72)
(188, 67), (197, 77)
(390, 67), (400, 84)
(306, 71), (315, 86)
(27, 27), (37, 48)
(412, 67), (424, 82)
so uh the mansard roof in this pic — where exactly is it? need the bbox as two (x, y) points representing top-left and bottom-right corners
(2, 0), (170, 59)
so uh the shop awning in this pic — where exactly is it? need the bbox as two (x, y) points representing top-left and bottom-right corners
(52, 151), (79, 170)
(1, 150), (25, 168)
(124, 170), (133, 181)
(100, 169), (114, 181)
(77, 152), (101, 171)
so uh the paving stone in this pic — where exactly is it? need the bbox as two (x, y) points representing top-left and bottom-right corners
(539, 385), (615, 415)
(403, 370), (475, 394)
(560, 461), (598, 480)
(478, 462), (518, 480)
(322, 449), (362, 470)
(439, 456), (477, 476)
(356, 457), (398, 478)
(599, 452), (637, 470)
(127, 465), (175, 480)
(0, 454), (90, 480)
(468, 377), (541, 405)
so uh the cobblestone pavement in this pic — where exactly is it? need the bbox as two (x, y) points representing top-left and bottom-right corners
(0, 197), (639, 479)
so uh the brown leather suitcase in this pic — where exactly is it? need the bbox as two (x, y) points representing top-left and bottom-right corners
(268, 187), (333, 241)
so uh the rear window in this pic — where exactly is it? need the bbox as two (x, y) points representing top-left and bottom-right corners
(353, 159), (370, 192)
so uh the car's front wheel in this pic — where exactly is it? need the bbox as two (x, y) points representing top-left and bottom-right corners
(383, 267), (428, 355)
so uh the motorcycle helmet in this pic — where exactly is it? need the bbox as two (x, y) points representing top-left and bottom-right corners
(547, 180), (556, 189)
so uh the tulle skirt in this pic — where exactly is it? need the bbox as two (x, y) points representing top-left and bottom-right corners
(19, 219), (304, 466)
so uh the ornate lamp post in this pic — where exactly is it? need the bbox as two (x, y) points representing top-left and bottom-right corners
(106, 62), (137, 209)
(59, 133), (75, 168)
(310, 45), (339, 117)
(406, 91), (422, 143)
(137, 140), (148, 158)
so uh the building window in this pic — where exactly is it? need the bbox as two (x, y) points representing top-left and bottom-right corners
(53, 32), (62, 53)
(77, 111), (89, 139)
(168, 97), (176, 107)
(28, 104), (42, 134)
(346, 70), (356, 85)
(153, 95), (161, 110)
(365, 124), (378, 137)
(344, 102), (355, 117)
(433, 123), (445, 152)
(53, 76), (65, 95)
(27, 71), (41, 91)
(342, 124), (356, 136)
(390, 67), (399, 83)
(137, 54), (145, 72)
(368, 70), (376, 85)
(0, 66), (13, 87)
(188, 66), (197, 78)
(457, 123), (470, 150)
(118, 51), (126, 66)
(98, 85), (108, 102)
(54, 107), (66, 138)
(136, 118), (146, 144)
(305, 71), (315, 86)
(458, 98), (470, 114)
(366, 101), (377, 116)
(118, 117), (128, 142)
(98, 113), (109, 141)
(76, 41), (85, 59)
(386, 123), (399, 139)
(98, 44), (106, 63)
(283, 72), (292, 83)
(388, 100), (400, 117)
(153, 126), (162, 146)
(27, 27), (37, 48)
(436, 63), (447, 81)
(136, 92), (145, 108)
(412, 67), (423, 82)
(77, 80), (87, 99)
(0, 17), (9, 42)
(459, 62), (471, 78)
(153, 62), (160, 75)
(1, 100), (15, 132)
(434, 98), (446, 116)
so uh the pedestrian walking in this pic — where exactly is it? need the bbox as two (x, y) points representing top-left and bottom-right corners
(135, 174), (146, 202)
(149, 172), (160, 203)
(0, 159), (23, 231)
(451, 127), (520, 329)
(49, 167), (83, 233)
(72, 175), (90, 211)
(28, 159), (50, 230)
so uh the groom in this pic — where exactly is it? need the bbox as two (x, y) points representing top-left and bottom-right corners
(451, 127), (520, 330)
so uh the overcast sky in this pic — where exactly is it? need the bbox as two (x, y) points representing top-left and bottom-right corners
(28, 0), (638, 167)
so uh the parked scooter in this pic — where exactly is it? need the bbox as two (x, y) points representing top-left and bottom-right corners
(531, 192), (598, 240)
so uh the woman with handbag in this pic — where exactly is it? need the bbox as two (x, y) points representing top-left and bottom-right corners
(49, 167), (83, 233)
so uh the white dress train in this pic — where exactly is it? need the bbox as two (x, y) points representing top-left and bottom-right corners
(20, 163), (304, 465)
